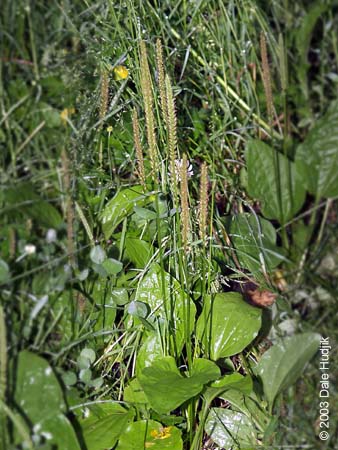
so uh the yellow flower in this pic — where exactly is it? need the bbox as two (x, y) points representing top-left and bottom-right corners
(150, 426), (172, 440)
(107, 125), (113, 133)
(60, 107), (75, 126)
(113, 65), (129, 80)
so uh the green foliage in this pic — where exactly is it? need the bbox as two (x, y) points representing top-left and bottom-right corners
(14, 351), (80, 449)
(100, 186), (149, 239)
(205, 408), (258, 449)
(230, 213), (285, 275)
(255, 333), (321, 410)
(295, 100), (338, 199)
(78, 402), (134, 450)
(138, 357), (220, 414)
(246, 140), (306, 224)
(116, 420), (183, 450)
(196, 293), (262, 360)
(1, 0), (337, 448)
(4, 183), (63, 229)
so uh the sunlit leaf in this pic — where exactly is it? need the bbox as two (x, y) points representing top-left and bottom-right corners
(138, 356), (220, 414)
(79, 402), (134, 450)
(205, 408), (258, 449)
(255, 332), (321, 408)
(116, 420), (183, 450)
(100, 186), (148, 238)
(196, 293), (262, 360)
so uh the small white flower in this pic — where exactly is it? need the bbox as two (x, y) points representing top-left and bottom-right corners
(46, 228), (57, 243)
(24, 244), (36, 255)
(169, 158), (194, 181)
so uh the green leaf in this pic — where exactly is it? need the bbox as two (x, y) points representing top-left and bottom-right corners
(0, 260), (10, 284)
(36, 414), (81, 450)
(90, 245), (106, 264)
(79, 402), (134, 450)
(80, 348), (96, 364)
(196, 293), (262, 360)
(62, 371), (77, 386)
(136, 333), (164, 374)
(5, 183), (62, 228)
(255, 332), (321, 408)
(138, 356), (220, 414)
(246, 140), (305, 224)
(100, 186), (148, 239)
(230, 213), (285, 275)
(14, 351), (66, 420)
(116, 420), (183, 450)
(220, 390), (271, 432)
(124, 238), (153, 268)
(133, 206), (157, 220)
(295, 2), (329, 101)
(124, 378), (149, 405)
(205, 408), (257, 449)
(102, 258), (123, 275)
(14, 351), (80, 449)
(135, 266), (196, 351)
(111, 288), (129, 305)
(79, 368), (92, 384)
(127, 301), (149, 318)
(203, 373), (253, 405)
(295, 101), (338, 199)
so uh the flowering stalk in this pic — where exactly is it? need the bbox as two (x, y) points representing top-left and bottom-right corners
(99, 69), (109, 124)
(260, 32), (274, 126)
(140, 41), (158, 182)
(61, 149), (76, 267)
(156, 38), (168, 126)
(199, 162), (208, 243)
(180, 154), (191, 252)
(132, 108), (146, 189)
(165, 74), (179, 202)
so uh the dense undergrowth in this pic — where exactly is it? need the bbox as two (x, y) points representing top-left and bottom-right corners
(1, 1), (337, 449)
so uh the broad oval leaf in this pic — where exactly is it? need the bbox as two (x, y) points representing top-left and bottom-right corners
(230, 213), (285, 276)
(138, 356), (220, 414)
(205, 408), (258, 449)
(203, 373), (253, 405)
(255, 332), (321, 408)
(124, 378), (149, 405)
(14, 351), (66, 420)
(36, 414), (81, 450)
(101, 257), (123, 275)
(295, 100), (338, 199)
(99, 186), (147, 239)
(135, 266), (196, 352)
(124, 237), (154, 268)
(116, 419), (183, 450)
(246, 140), (306, 224)
(5, 183), (63, 229)
(196, 293), (262, 360)
(90, 245), (106, 264)
(135, 332), (163, 374)
(14, 351), (80, 449)
(79, 402), (134, 450)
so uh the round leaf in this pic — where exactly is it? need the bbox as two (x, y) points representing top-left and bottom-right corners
(116, 420), (183, 450)
(80, 348), (96, 364)
(90, 246), (106, 264)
